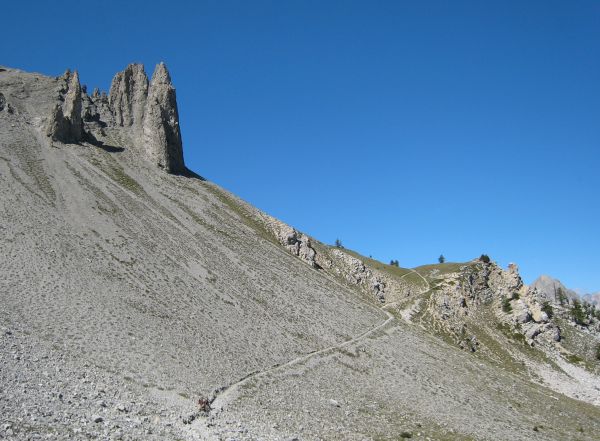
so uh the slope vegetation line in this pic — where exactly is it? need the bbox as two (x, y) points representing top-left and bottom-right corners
(208, 269), (431, 416)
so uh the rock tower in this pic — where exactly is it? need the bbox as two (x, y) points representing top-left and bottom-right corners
(142, 63), (184, 174)
(46, 70), (84, 143)
(46, 62), (185, 174)
(108, 63), (148, 131)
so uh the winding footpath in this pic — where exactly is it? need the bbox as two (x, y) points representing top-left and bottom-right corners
(208, 268), (432, 417)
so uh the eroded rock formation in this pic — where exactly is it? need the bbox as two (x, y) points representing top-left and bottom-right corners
(46, 70), (83, 143)
(275, 225), (317, 268)
(142, 63), (185, 174)
(45, 62), (185, 174)
(108, 63), (148, 130)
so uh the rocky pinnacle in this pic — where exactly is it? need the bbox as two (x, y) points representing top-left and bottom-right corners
(46, 62), (185, 174)
(142, 62), (185, 174)
(108, 63), (149, 130)
(46, 70), (84, 143)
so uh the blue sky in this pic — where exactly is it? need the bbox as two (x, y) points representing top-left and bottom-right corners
(2, 1), (599, 292)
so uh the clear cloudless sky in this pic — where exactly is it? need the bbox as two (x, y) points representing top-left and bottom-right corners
(2, 1), (599, 292)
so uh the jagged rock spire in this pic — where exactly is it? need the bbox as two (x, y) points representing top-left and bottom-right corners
(49, 62), (185, 174)
(64, 71), (83, 139)
(142, 62), (185, 174)
(46, 70), (83, 143)
(108, 63), (148, 129)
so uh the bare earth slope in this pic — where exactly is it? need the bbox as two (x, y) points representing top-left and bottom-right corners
(1, 66), (599, 440)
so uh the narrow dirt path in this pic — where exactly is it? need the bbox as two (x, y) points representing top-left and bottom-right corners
(395, 269), (431, 322)
(208, 268), (432, 417)
(209, 306), (396, 414)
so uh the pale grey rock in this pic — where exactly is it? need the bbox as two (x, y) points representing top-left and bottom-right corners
(329, 249), (386, 302)
(277, 225), (317, 268)
(523, 322), (561, 345)
(63, 71), (83, 139)
(45, 104), (69, 141)
(142, 62), (185, 174)
(512, 300), (531, 324)
(96, 91), (114, 126)
(81, 91), (99, 122)
(45, 70), (83, 143)
(582, 292), (600, 306)
(108, 63), (148, 130)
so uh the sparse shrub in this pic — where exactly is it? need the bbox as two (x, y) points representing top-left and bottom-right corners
(502, 297), (512, 313)
(571, 300), (587, 326)
(512, 331), (527, 344)
(557, 287), (567, 305)
(541, 301), (554, 319)
(400, 432), (413, 439)
(479, 254), (490, 263)
(595, 344), (600, 361)
(438, 254), (445, 264)
(566, 353), (584, 364)
(334, 238), (343, 248)
(511, 292), (520, 300)
(389, 259), (399, 267)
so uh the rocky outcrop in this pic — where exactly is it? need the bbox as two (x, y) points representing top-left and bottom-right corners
(45, 62), (185, 173)
(46, 70), (83, 143)
(108, 63), (148, 130)
(426, 260), (563, 349)
(142, 63), (185, 174)
(275, 225), (317, 268)
(328, 249), (386, 302)
(63, 71), (83, 139)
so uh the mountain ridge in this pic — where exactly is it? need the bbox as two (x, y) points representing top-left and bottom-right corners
(1, 64), (599, 440)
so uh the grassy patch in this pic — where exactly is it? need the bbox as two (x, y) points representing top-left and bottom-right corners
(413, 262), (470, 277)
(204, 184), (278, 246)
(89, 154), (145, 195)
(333, 248), (413, 278)
(565, 354), (584, 364)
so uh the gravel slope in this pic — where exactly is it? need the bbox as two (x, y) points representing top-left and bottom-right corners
(1, 66), (599, 440)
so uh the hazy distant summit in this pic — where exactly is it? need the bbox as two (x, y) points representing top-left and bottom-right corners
(532, 274), (600, 306)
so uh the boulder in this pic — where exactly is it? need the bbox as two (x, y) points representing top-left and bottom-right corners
(512, 300), (531, 324)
